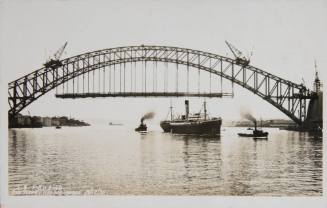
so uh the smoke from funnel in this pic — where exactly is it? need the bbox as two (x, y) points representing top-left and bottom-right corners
(240, 109), (256, 123)
(141, 112), (155, 123)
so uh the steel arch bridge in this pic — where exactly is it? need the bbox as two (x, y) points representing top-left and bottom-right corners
(8, 45), (314, 125)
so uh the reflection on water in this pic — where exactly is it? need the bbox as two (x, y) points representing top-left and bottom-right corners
(8, 126), (322, 196)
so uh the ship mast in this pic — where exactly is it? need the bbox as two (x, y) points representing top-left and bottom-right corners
(204, 100), (207, 120)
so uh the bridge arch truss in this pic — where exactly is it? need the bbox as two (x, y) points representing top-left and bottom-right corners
(8, 45), (313, 125)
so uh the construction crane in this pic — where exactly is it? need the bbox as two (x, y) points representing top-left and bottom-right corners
(313, 60), (322, 93)
(44, 42), (68, 69)
(225, 41), (250, 66)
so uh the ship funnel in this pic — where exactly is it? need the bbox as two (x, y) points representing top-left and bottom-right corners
(185, 100), (189, 120)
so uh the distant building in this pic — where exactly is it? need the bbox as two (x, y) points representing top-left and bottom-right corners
(23, 115), (31, 126)
(42, 117), (52, 126)
(9, 114), (88, 128)
(51, 117), (60, 126)
(33, 116), (42, 122)
(31, 116), (43, 127)
(16, 114), (24, 126)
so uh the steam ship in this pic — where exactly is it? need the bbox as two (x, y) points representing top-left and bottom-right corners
(160, 100), (222, 135)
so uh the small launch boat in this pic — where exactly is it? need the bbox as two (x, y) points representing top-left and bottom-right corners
(55, 125), (62, 129)
(109, 122), (123, 126)
(238, 121), (268, 138)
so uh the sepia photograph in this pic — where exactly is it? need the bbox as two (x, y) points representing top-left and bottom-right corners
(0, 0), (326, 207)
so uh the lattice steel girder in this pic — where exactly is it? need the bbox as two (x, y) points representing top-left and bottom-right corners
(8, 45), (314, 124)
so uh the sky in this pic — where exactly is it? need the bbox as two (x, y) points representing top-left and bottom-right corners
(1, 0), (326, 124)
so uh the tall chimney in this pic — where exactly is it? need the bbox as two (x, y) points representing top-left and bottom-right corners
(185, 100), (189, 120)
(254, 120), (257, 131)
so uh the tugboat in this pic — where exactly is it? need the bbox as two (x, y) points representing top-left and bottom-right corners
(160, 100), (222, 135)
(135, 120), (147, 132)
(238, 120), (268, 138)
(135, 112), (155, 132)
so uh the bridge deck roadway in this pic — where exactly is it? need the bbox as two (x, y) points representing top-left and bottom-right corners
(55, 92), (233, 98)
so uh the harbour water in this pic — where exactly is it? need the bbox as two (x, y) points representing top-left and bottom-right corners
(8, 125), (322, 196)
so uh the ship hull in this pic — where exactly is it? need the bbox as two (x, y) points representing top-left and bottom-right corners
(135, 125), (147, 132)
(238, 132), (268, 138)
(160, 119), (221, 135)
